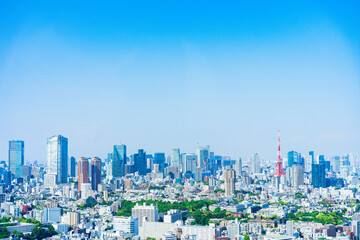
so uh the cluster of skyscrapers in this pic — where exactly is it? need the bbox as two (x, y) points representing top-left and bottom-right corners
(3, 135), (359, 197)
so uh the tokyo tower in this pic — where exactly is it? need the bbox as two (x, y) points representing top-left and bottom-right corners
(274, 129), (285, 177)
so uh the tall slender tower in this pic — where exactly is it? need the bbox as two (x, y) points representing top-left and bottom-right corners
(78, 157), (89, 191)
(275, 129), (285, 177)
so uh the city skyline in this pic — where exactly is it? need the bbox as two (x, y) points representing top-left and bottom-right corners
(0, 1), (359, 162)
(1, 133), (359, 164)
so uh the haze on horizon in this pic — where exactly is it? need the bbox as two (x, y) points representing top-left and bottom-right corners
(0, 1), (359, 163)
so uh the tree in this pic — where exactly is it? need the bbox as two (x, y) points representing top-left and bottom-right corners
(244, 234), (250, 240)
(0, 227), (10, 239)
(12, 230), (24, 238)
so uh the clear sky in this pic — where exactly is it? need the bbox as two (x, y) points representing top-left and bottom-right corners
(0, 1), (359, 163)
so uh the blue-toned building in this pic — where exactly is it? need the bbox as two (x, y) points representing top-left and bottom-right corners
(68, 156), (76, 177)
(112, 145), (126, 178)
(134, 149), (147, 175)
(8, 140), (24, 178)
(288, 151), (301, 168)
(312, 163), (326, 188)
(309, 151), (315, 164)
(154, 153), (166, 172)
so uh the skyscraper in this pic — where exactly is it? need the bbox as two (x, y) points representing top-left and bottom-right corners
(250, 153), (260, 174)
(183, 154), (197, 174)
(288, 151), (301, 168)
(292, 164), (304, 189)
(78, 157), (89, 191)
(318, 155), (326, 164)
(234, 158), (242, 177)
(196, 145), (209, 170)
(68, 156), (76, 177)
(91, 157), (101, 191)
(47, 135), (68, 184)
(154, 153), (165, 172)
(224, 168), (236, 196)
(170, 148), (181, 168)
(312, 164), (326, 188)
(134, 149), (147, 175)
(112, 144), (126, 178)
(331, 156), (340, 172)
(309, 151), (315, 164)
(8, 140), (24, 178)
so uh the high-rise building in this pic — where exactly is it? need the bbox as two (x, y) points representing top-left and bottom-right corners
(134, 149), (147, 175)
(183, 154), (197, 174)
(250, 153), (260, 174)
(47, 135), (68, 184)
(21, 165), (31, 180)
(132, 203), (158, 227)
(105, 153), (112, 164)
(292, 164), (303, 189)
(318, 155), (326, 165)
(8, 140), (24, 178)
(170, 148), (181, 168)
(91, 157), (101, 191)
(78, 157), (89, 191)
(196, 145), (210, 170)
(234, 158), (242, 177)
(312, 164), (326, 188)
(331, 156), (340, 172)
(224, 168), (236, 196)
(68, 156), (76, 177)
(309, 151), (315, 164)
(4, 170), (12, 186)
(288, 151), (301, 168)
(154, 153), (166, 172)
(112, 145), (126, 178)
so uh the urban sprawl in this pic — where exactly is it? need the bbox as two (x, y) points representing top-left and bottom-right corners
(1, 133), (359, 240)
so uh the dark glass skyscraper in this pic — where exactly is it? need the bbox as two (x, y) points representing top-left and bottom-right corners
(8, 140), (24, 178)
(112, 145), (126, 178)
(91, 157), (101, 191)
(68, 156), (76, 177)
(134, 149), (147, 175)
(312, 163), (326, 188)
(154, 153), (165, 172)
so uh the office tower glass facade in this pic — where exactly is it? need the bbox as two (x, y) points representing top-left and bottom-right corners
(68, 156), (76, 177)
(154, 153), (165, 172)
(312, 163), (326, 188)
(91, 157), (101, 191)
(8, 140), (24, 178)
(170, 148), (181, 168)
(250, 153), (260, 174)
(134, 149), (147, 175)
(112, 144), (126, 178)
(47, 135), (68, 184)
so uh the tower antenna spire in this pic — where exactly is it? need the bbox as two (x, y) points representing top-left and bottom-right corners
(274, 129), (285, 177)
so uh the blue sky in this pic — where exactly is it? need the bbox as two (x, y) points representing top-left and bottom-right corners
(0, 1), (359, 163)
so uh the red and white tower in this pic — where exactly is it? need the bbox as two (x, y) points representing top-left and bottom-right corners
(274, 129), (285, 177)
